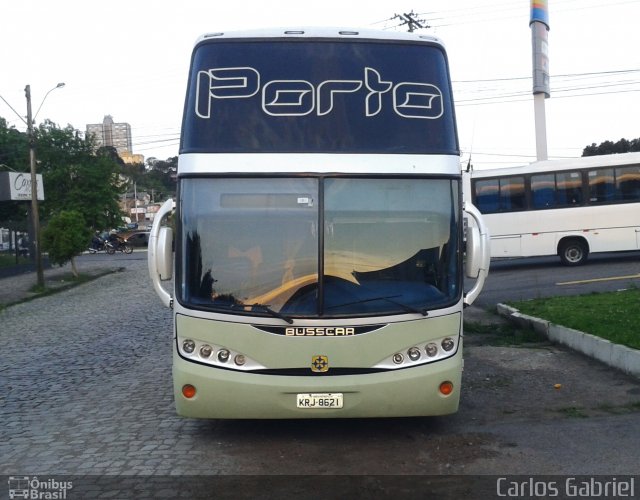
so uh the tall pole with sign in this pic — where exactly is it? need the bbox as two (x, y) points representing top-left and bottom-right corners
(530, 0), (550, 161)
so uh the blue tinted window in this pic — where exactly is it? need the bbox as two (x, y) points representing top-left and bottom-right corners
(181, 40), (457, 154)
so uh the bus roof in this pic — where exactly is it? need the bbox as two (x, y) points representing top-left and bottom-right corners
(472, 152), (640, 178)
(194, 27), (445, 47)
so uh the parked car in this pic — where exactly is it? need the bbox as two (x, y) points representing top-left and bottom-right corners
(122, 231), (150, 247)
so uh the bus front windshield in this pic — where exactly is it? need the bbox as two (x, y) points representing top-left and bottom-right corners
(179, 177), (460, 318)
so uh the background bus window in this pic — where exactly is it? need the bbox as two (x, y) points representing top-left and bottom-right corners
(588, 168), (615, 203)
(555, 171), (583, 206)
(474, 179), (499, 213)
(616, 165), (640, 201)
(531, 173), (556, 208)
(499, 176), (525, 211)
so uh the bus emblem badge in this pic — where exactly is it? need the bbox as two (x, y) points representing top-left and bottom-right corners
(311, 355), (329, 373)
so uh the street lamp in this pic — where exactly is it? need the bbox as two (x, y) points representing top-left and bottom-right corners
(25, 82), (65, 288)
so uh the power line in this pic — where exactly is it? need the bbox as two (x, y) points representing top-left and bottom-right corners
(392, 11), (429, 32)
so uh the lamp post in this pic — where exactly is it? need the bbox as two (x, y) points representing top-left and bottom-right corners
(25, 82), (65, 288)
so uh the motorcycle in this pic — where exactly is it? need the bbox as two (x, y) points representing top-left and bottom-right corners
(106, 239), (134, 255)
(88, 238), (107, 254)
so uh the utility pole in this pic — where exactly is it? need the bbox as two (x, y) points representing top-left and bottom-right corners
(530, 0), (550, 161)
(25, 85), (45, 288)
(23, 82), (65, 288)
(393, 10), (429, 32)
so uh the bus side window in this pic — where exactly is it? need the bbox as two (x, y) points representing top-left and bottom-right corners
(556, 171), (583, 206)
(531, 173), (555, 208)
(499, 176), (525, 211)
(473, 179), (499, 214)
(616, 165), (640, 201)
(588, 168), (615, 203)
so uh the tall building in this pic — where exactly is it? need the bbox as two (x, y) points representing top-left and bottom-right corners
(86, 115), (133, 155)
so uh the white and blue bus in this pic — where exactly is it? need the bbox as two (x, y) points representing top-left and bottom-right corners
(149, 28), (489, 418)
(469, 152), (640, 265)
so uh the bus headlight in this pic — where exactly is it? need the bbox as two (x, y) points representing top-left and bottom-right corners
(425, 343), (438, 357)
(183, 339), (196, 354)
(176, 336), (266, 371)
(375, 334), (459, 369)
(392, 353), (404, 364)
(408, 347), (421, 361)
(441, 338), (455, 352)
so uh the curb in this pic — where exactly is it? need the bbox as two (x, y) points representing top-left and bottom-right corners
(496, 303), (640, 379)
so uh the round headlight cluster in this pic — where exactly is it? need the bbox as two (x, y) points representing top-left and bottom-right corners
(180, 339), (251, 368)
(389, 336), (458, 368)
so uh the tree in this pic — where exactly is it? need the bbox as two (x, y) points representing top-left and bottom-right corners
(583, 137), (640, 156)
(0, 118), (31, 233)
(41, 210), (91, 278)
(34, 120), (126, 230)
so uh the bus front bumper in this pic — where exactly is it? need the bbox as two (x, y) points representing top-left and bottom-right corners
(172, 349), (462, 419)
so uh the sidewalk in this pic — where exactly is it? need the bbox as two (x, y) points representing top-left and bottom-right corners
(0, 260), (119, 307)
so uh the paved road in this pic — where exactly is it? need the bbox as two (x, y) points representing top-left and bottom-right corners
(474, 251), (640, 308)
(1, 254), (639, 498)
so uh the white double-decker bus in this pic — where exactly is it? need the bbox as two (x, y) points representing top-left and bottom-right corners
(469, 152), (640, 265)
(149, 28), (489, 418)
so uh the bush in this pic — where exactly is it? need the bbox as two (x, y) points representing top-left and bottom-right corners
(41, 210), (91, 277)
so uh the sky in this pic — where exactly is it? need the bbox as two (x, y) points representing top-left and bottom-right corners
(1, 0), (639, 169)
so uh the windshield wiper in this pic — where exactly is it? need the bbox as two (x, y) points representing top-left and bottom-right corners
(232, 303), (294, 324)
(327, 295), (428, 316)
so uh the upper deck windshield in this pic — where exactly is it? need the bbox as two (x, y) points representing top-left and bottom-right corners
(180, 39), (457, 155)
(178, 177), (460, 319)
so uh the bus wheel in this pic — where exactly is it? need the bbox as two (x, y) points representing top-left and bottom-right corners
(559, 239), (588, 266)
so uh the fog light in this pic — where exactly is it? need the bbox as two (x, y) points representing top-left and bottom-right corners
(392, 353), (404, 364)
(183, 339), (195, 354)
(439, 381), (454, 396)
(200, 345), (213, 358)
(441, 338), (455, 352)
(234, 354), (246, 366)
(182, 384), (197, 398)
(217, 349), (230, 362)
(408, 347), (421, 361)
(425, 343), (438, 357)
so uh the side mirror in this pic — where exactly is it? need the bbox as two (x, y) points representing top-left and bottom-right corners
(148, 198), (175, 308)
(465, 225), (482, 279)
(463, 202), (490, 306)
(157, 226), (173, 280)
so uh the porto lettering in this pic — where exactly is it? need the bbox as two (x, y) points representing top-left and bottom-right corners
(285, 327), (355, 336)
(196, 66), (443, 120)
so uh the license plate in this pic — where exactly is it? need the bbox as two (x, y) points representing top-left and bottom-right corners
(296, 393), (343, 409)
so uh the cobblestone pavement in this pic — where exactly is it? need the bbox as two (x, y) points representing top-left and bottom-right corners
(2, 255), (639, 498)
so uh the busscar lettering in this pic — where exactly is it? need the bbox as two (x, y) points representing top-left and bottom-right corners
(285, 327), (356, 336)
(195, 66), (443, 120)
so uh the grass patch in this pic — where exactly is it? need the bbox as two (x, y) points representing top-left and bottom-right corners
(0, 252), (30, 269)
(509, 288), (640, 350)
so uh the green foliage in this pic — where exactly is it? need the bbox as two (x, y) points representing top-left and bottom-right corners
(35, 120), (126, 230)
(41, 210), (91, 270)
(0, 116), (176, 235)
(509, 288), (640, 349)
(583, 137), (640, 156)
(0, 118), (31, 231)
